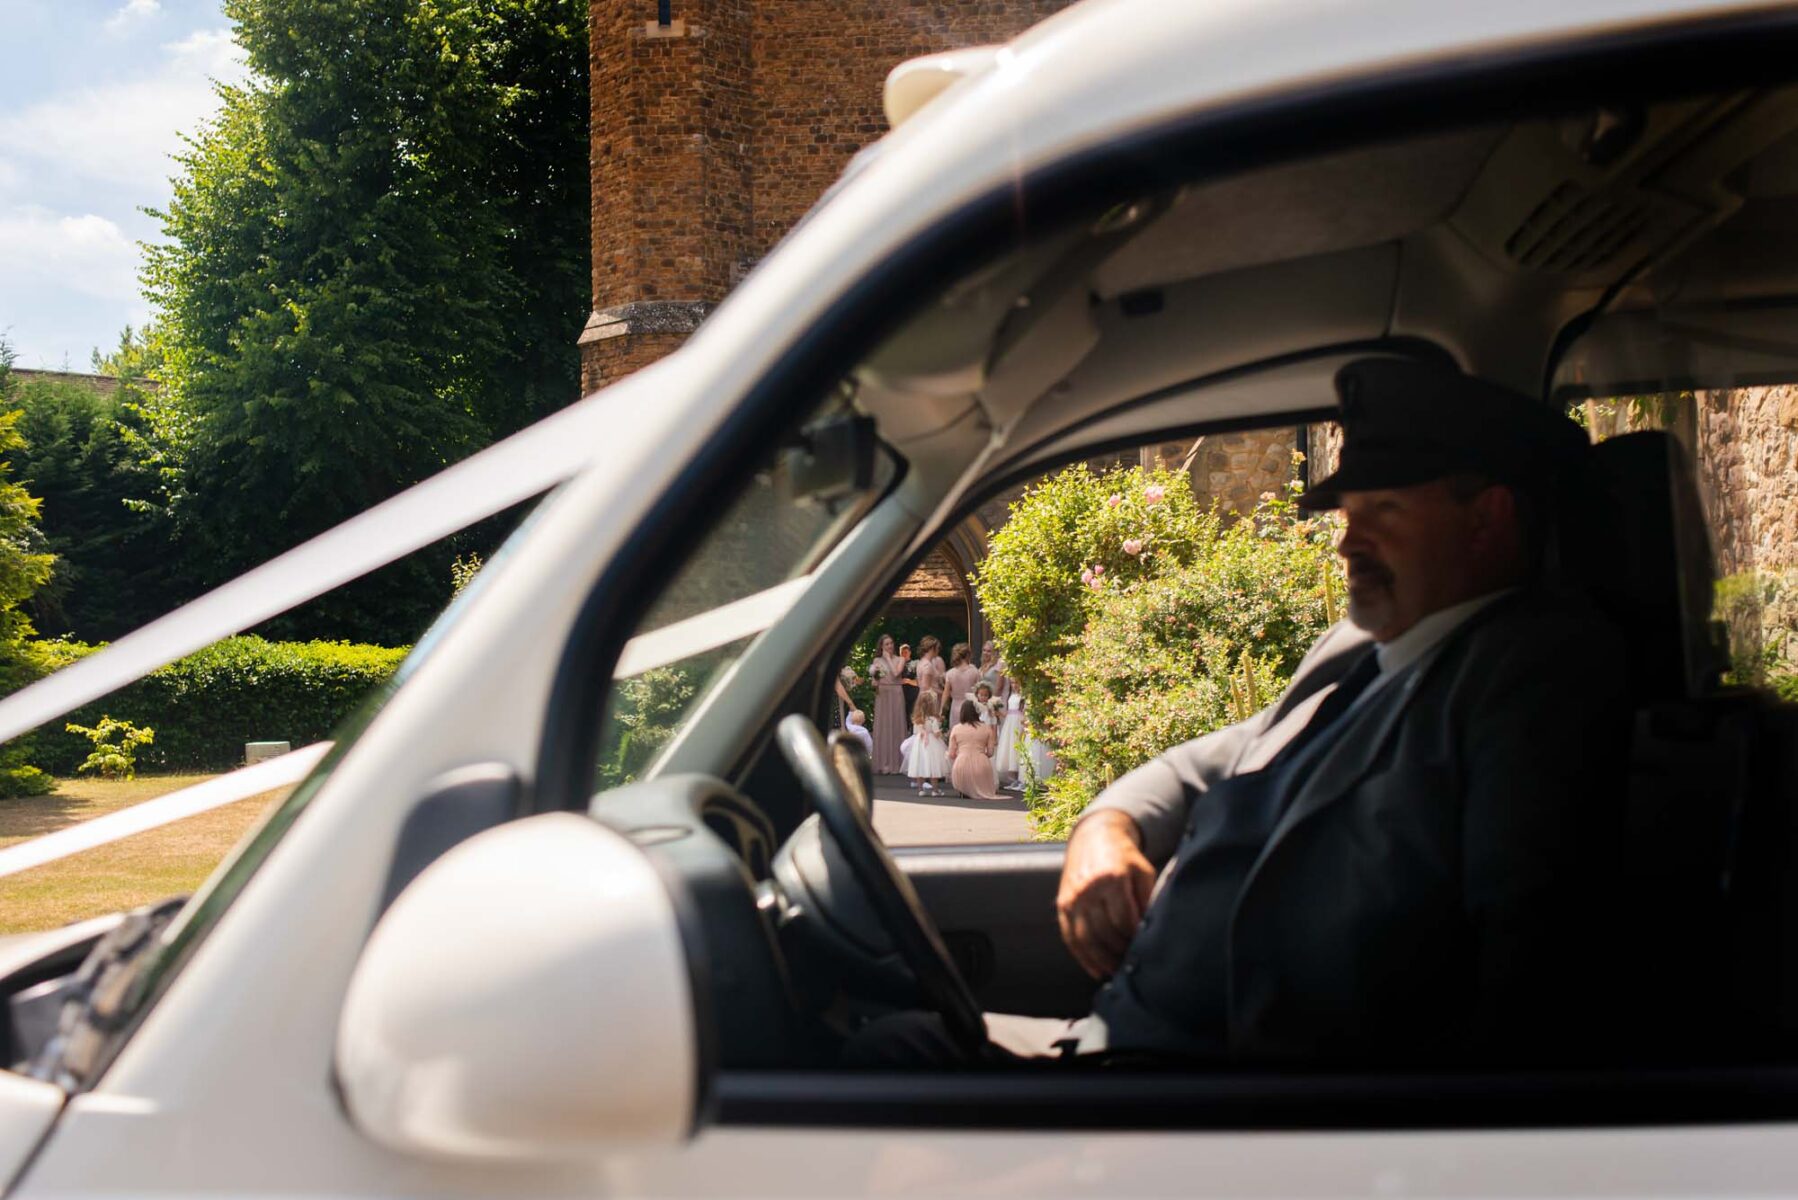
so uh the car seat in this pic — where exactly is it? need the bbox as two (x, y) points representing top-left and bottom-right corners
(1578, 431), (1798, 1063)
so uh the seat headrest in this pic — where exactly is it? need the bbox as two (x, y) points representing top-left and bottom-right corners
(1579, 432), (1722, 703)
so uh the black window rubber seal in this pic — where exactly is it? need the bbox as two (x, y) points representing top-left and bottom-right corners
(712, 1064), (1798, 1131)
(533, 7), (1798, 1132)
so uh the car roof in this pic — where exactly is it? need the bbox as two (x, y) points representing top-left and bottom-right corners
(673, 0), (1790, 482)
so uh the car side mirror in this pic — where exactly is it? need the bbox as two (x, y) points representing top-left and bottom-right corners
(827, 730), (875, 818)
(335, 813), (701, 1161)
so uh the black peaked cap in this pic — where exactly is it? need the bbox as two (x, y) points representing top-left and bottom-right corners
(1296, 357), (1590, 511)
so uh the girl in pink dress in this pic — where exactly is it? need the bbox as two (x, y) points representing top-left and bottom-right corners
(941, 643), (981, 720)
(869, 634), (909, 774)
(947, 700), (1004, 801)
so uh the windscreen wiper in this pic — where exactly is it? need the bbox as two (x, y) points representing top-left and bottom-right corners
(22, 897), (187, 1091)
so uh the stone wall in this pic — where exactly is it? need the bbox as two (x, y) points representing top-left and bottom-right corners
(1123, 430), (1304, 517)
(1189, 429), (1298, 517)
(9, 369), (123, 398)
(1695, 387), (1798, 578)
(1695, 387), (1798, 673)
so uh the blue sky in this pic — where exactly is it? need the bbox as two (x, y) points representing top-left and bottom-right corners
(0, 0), (246, 370)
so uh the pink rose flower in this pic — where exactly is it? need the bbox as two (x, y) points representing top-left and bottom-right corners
(1107, 493), (1123, 508)
(1122, 537), (1143, 555)
(1080, 567), (1094, 585)
(1143, 485), (1166, 505)
(1088, 577), (1103, 591)
(1093, 564), (1104, 575)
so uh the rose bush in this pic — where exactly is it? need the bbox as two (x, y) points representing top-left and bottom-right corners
(972, 464), (1216, 728)
(973, 458), (1344, 840)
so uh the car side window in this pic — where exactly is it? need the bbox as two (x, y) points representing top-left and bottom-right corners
(594, 411), (892, 793)
(858, 425), (1341, 847)
(1575, 391), (1797, 700)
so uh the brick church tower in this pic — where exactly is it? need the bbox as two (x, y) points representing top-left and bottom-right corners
(579, 0), (1074, 392)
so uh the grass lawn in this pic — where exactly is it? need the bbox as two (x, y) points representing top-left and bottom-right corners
(0, 774), (289, 935)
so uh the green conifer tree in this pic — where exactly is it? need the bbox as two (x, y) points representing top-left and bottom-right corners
(0, 337), (64, 796)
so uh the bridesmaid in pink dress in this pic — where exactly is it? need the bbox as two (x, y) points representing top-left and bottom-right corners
(947, 700), (1004, 800)
(913, 636), (946, 717)
(870, 634), (909, 774)
(940, 643), (982, 719)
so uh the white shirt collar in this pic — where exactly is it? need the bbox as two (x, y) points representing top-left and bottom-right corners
(1373, 589), (1514, 677)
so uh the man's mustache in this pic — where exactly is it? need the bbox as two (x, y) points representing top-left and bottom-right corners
(1343, 554), (1393, 588)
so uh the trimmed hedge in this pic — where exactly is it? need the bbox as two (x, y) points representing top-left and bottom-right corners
(30, 636), (408, 774)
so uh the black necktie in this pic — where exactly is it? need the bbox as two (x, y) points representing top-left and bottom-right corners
(1269, 649), (1382, 770)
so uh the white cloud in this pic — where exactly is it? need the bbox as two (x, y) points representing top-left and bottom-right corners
(163, 27), (241, 74)
(0, 27), (247, 194)
(0, 207), (140, 302)
(104, 0), (162, 34)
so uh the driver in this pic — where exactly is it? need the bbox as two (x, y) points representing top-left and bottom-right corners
(850, 357), (1631, 1067)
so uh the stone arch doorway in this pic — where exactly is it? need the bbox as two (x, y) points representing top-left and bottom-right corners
(879, 514), (992, 653)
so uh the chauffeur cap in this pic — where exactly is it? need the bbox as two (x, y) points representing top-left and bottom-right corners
(1296, 357), (1590, 511)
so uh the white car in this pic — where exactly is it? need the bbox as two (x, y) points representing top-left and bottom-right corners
(5, 0), (1798, 1194)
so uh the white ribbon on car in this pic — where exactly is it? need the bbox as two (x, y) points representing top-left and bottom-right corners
(0, 390), (625, 753)
(0, 742), (331, 881)
(612, 576), (813, 679)
(0, 385), (633, 880)
(0, 569), (816, 880)
(0, 379), (823, 878)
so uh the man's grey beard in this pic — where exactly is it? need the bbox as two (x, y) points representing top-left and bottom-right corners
(1346, 590), (1391, 634)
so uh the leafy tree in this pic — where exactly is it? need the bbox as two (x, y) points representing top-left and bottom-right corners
(4, 328), (186, 640)
(140, 0), (589, 644)
(595, 665), (698, 791)
(0, 338), (62, 796)
(0, 344), (57, 692)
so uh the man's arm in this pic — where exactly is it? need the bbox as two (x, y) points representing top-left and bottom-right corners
(1054, 620), (1365, 979)
(1056, 717), (1266, 978)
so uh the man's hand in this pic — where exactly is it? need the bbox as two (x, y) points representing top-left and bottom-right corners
(1057, 810), (1156, 979)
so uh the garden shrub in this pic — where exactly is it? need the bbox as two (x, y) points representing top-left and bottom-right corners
(970, 458), (1342, 840)
(65, 716), (155, 780)
(1031, 491), (1341, 838)
(0, 753), (54, 800)
(31, 636), (407, 774)
(1715, 568), (1797, 692)
(973, 463), (1217, 727)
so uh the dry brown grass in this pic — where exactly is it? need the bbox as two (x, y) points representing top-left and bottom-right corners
(0, 775), (289, 935)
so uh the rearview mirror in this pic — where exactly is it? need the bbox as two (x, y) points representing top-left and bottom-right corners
(336, 813), (699, 1161)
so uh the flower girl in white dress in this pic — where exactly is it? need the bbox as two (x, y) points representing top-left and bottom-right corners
(904, 693), (949, 795)
(993, 692), (1024, 786)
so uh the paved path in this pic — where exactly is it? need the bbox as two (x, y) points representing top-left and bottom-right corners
(869, 775), (1033, 846)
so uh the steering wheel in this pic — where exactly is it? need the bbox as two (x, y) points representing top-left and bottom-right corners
(774, 714), (987, 1055)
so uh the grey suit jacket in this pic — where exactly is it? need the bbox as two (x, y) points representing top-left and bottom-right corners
(1081, 587), (1631, 1064)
